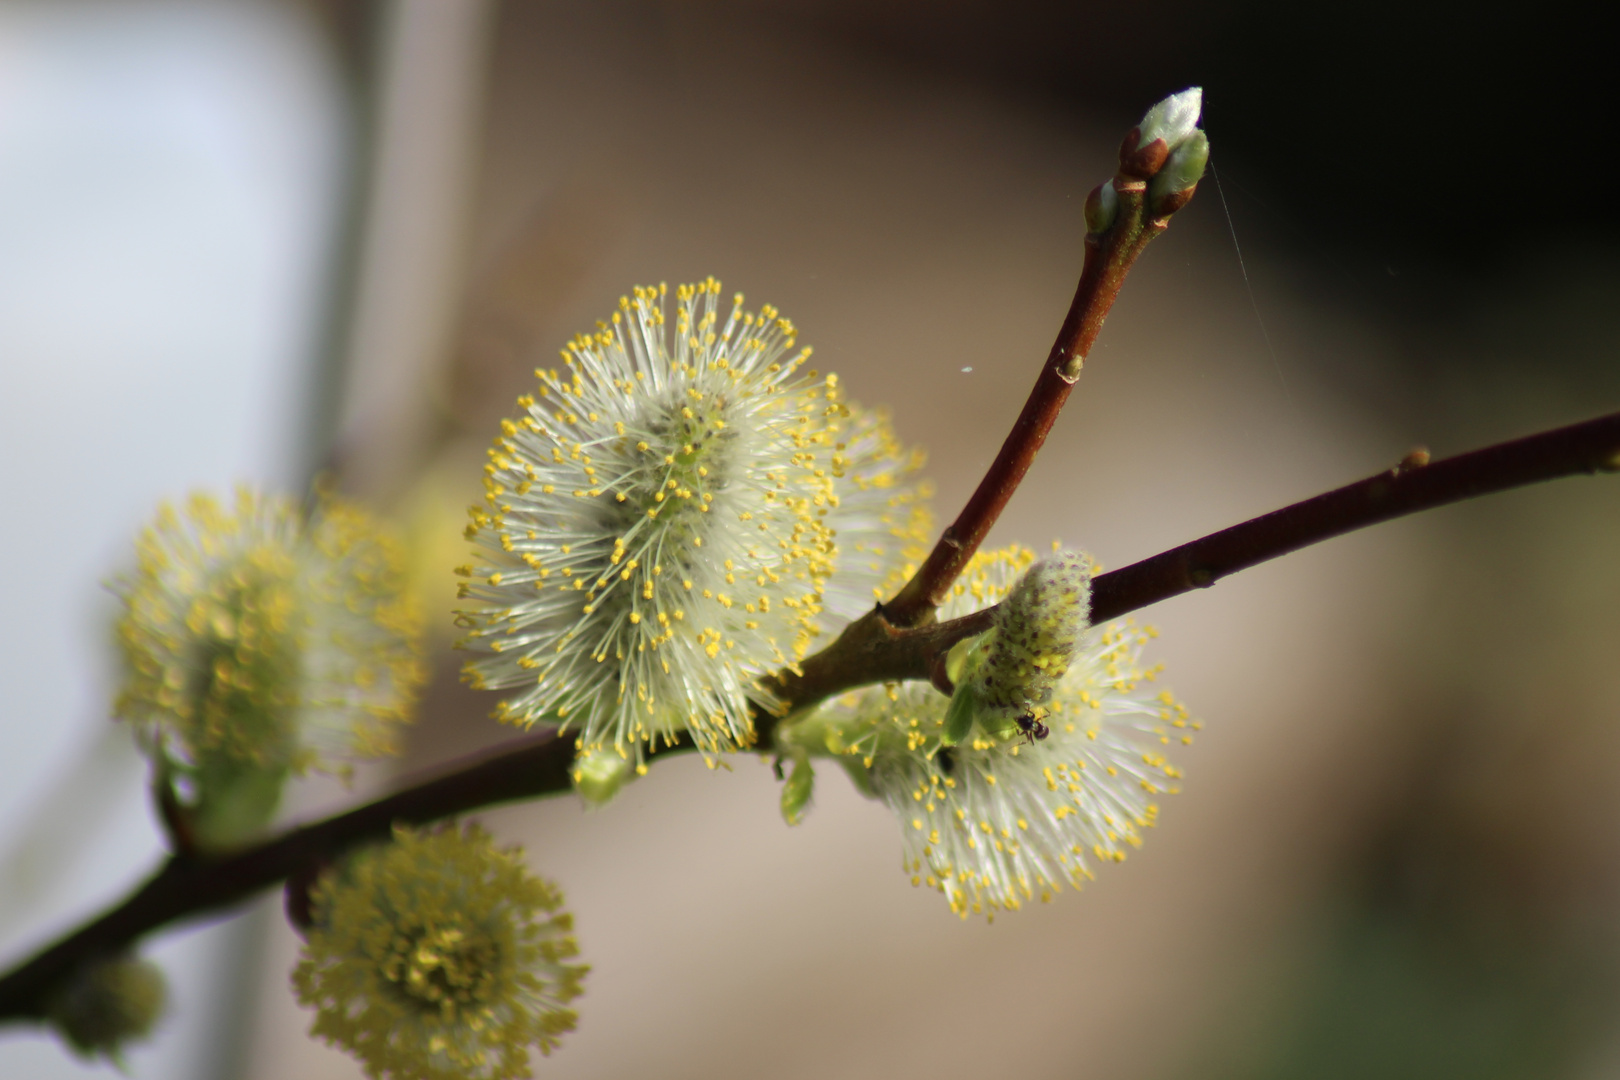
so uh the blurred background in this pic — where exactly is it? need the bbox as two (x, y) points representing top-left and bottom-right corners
(2, 1), (1619, 1078)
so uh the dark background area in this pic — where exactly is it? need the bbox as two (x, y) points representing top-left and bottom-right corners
(753, 0), (1620, 442)
(779, 0), (1610, 278)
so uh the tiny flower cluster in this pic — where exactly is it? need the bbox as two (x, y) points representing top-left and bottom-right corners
(783, 546), (1196, 919)
(458, 278), (928, 765)
(293, 823), (587, 1080)
(114, 488), (424, 846)
(943, 547), (1091, 745)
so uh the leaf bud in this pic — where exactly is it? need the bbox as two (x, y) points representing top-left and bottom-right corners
(1149, 129), (1210, 216)
(1084, 179), (1119, 234)
(1138, 87), (1203, 152)
(47, 954), (167, 1063)
(573, 745), (633, 806)
(1120, 87), (1203, 179)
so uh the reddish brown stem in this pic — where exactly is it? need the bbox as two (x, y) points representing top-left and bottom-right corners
(884, 174), (1171, 626)
(1087, 412), (1620, 622)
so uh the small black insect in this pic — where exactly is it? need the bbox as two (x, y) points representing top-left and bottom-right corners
(1013, 711), (1050, 744)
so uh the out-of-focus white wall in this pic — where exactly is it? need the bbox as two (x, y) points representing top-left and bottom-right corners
(0, 2), (347, 1075)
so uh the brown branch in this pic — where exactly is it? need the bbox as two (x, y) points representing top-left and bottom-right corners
(4, 411), (1619, 1021)
(883, 131), (1191, 627)
(1088, 414), (1620, 622)
(784, 411), (1620, 697)
(0, 732), (574, 1022)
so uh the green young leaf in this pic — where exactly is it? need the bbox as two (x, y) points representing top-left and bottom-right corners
(780, 754), (816, 825)
(942, 682), (980, 747)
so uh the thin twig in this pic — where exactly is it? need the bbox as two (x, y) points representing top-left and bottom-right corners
(883, 134), (1186, 627)
(6, 409), (1617, 1020)
(1088, 413), (1620, 621)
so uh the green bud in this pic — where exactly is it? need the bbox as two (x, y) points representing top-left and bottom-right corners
(573, 746), (633, 806)
(779, 753), (816, 825)
(182, 755), (291, 850)
(1084, 180), (1119, 235)
(941, 681), (980, 747)
(1149, 129), (1210, 214)
(47, 954), (167, 1063)
(1137, 87), (1203, 152)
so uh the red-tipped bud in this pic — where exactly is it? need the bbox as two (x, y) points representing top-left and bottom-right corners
(1118, 128), (1171, 179)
